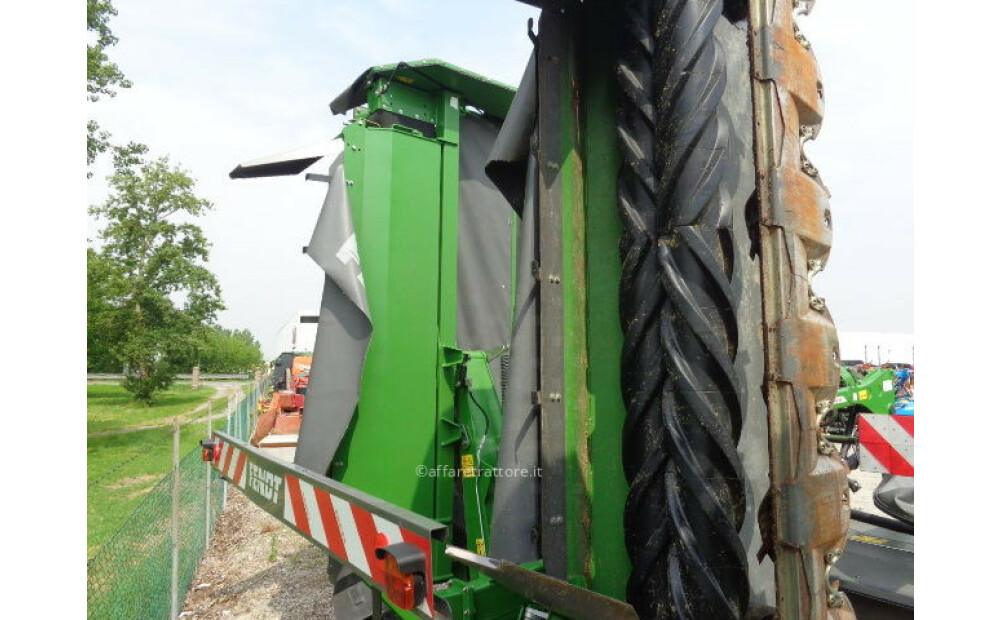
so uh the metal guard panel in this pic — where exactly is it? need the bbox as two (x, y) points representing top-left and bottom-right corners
(330, 59), (516, 120)
(749, 0), (854, 617)
(211, 431), (447, 619)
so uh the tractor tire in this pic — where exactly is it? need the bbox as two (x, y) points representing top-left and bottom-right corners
(616, 2), (771, 617)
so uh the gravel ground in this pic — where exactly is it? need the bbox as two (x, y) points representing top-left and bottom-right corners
(182, 490), (334, 619)
(181, 471), (893, 619)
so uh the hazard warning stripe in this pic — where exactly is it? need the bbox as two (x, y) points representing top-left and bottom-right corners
(210, 431), (442, 620)
(284, 476), (311, 537)
(218, 443), (248, 488)
(858, 414), (914, 477)
(332, 495), (370, 574)
(281, 474), (436, 617)
(352, 505), (384, 584)
(314, 489), (347, 559)
(221, 443), (234, 477)
(232, 451), (247, 487)
(300, 482), (327, 549)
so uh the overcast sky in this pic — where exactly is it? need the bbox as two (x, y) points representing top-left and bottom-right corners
(87, 0), (913, 358)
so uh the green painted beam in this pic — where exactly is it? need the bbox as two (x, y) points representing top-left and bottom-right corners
(578, 0), (630, 601)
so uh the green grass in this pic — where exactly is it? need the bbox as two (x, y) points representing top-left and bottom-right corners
(87, 382), (249, 557)
(87, 384), (225, 435)
(87, 420), (226, 556)
(268, 533), (278, 562)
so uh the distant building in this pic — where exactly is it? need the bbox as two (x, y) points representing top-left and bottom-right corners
(274, 310), (319, 358)
(838, 331), (914, 365)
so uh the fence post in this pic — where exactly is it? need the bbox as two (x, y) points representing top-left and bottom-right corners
(205, 400), (212, 548)
(232, 391), (240, 440)
(222, 395), (230, 513)
(171, 417), (180, 620)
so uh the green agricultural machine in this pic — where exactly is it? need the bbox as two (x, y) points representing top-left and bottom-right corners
(211, 1), (873, 619)
(828, 367), (898, 464)
(835, 367), (899, 415)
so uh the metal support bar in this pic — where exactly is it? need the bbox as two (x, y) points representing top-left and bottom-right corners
(209, 431), (448, 620)
(536, 7), (568, 580)
(446, 547), (639, 620)
(212, 431), (448, 542)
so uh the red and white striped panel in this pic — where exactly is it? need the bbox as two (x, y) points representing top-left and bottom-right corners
(858, 414), (914, 477)
(283, 475), (435, 618)
(215, 441), (248, 489)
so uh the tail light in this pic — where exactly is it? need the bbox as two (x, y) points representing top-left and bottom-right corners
(200, 439), (220, 462)
(375, 542), (426, 611)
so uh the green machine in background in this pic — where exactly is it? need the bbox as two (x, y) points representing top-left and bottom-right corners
(835, 367), (899, 415)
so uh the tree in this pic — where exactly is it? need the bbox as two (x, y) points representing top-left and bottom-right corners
(88, 0), (131, 169)
(89, 144), (224, 402)
(87, 248), (126, 372)
(168, 326), (264, 374)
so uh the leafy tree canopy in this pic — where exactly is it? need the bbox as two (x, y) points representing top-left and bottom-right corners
(88, 0), (131, 168)
(87, 248), (127, 373)
(89, 144), (224, 402)
(168, 326), (264, 374)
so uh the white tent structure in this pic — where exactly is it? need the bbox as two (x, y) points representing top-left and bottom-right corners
(838, 331), (914, 365)
(274, 310), (320, 357)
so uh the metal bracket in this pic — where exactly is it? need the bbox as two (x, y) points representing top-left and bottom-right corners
(446, 547), (639, 620)
(535, 7), (570, 580)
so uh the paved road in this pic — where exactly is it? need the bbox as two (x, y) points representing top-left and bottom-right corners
(87, 382), (246, 438)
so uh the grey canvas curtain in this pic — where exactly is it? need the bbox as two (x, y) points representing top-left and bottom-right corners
(294, 151), (372, 476)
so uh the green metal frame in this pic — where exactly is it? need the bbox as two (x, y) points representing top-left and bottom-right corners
(333, 119), (447, 552)
(334, 59), (516, 122)
(575, 1), (631, 600)
(835, 367), (898, 415)
(231, 17), (651, 616)
(328, 64), (538, 617)
(330, 10), (638, 614)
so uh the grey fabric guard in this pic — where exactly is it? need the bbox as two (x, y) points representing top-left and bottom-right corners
(485, 51), (542, 564)
(488, 154), (540, 564)
(486, 52), (537, 216)
(719, 18), (776, 607)
(294, 152), (372, 476)
(457, 115), (515, 392)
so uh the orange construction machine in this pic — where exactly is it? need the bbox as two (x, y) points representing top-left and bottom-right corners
(251, 354), (311, 451)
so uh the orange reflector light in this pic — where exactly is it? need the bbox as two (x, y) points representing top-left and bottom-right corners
(200, 439), (220, 462)
(383, 553), (418, 610)
(375, 542), (427, 611)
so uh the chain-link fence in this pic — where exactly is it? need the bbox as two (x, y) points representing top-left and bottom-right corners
(88, 379), (265, 619)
